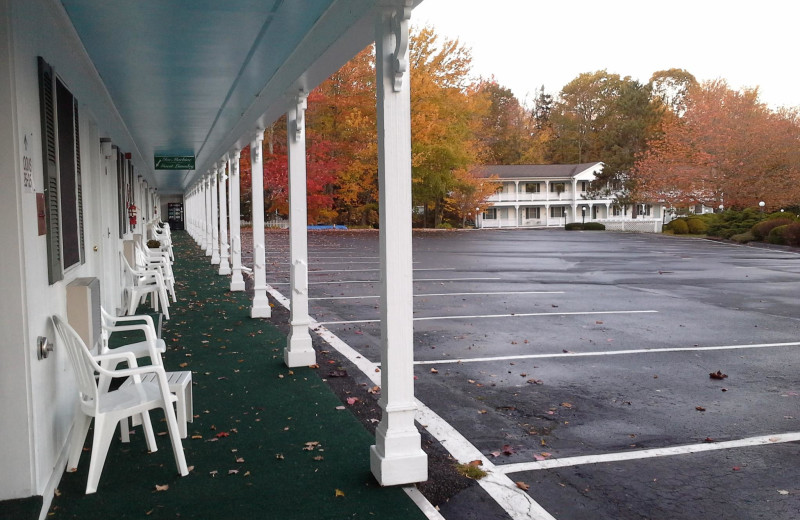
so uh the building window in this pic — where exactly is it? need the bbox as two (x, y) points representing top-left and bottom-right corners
(549, 182), (566, 193)
(38, 57), (84, 284)
(580, 181), (588, 192)
(639, 204), (652, 216)
(550, 206), (566, 218)
(525, 183), (540, 193)
(612, 205), (621, 216)
(525, 207), (540, 219)
(484, 208), (497, 219)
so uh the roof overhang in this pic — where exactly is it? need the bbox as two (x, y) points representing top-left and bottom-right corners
(60, 0), (420, 194)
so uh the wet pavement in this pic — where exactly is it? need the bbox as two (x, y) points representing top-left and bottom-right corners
(245, 228), (800, 519)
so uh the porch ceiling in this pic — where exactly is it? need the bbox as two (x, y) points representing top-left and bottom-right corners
(60, 0), (412, 194)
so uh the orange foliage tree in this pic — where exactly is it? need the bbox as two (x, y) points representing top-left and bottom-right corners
(634, 80), (800, 210)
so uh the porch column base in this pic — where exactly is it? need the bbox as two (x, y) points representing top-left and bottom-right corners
(230, 278), (245, 291)
(210, 252), (220, 265)
(284, 323), (315, 367)
(250, 293), (271, 318)
(370, 434), (428, 486)
(218, 256), (231, 275)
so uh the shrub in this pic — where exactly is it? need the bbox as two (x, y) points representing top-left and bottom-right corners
(686, 218), (707, 234)
(146, 239), (161, 248)
(583, 222), (606, 230)
(565, 223), (584, 230)
(730, 232), (755, 244)
(436, 222), (453, 229)
(670, 219), (689, 234)
(783, 223), (800, 247)
(707, 209), (761, 238)
(751, 218), (794, 240)
(767, 225), (788, 245)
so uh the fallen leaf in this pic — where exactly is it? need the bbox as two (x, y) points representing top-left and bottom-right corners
(275, 454), (284, 460)
(335, 489), (345, 498)
(335, 405), (346, 410)
(516, 481), (530, 490)
(430, 368), (438, 374)
(228, 469), (239, 475)
(502, 444), (515, 455)
(328, 370), (348, 378)
(346, 397), (359, 405)
(533, 454), (546, 461)
(778, 489), (789, 495)
(709, 371), (728, 380)
(313, 455), (324, 461)
(561, 402), (574, 408)
(695, 406), (706, 412)
(541, 452), (551, 458)
(478, 410), (487, 414)
(490, 451), (501, 457)
(704, 437), (715, 443)
(179, 362), (188, 368)
(732, 466), (741, 471)
(209, 470), (218, 477)
(216, 431), (230, 438)
(468, 460), (482, 466)
(154, 484), (169, 492)
(236, 457), (245, 463)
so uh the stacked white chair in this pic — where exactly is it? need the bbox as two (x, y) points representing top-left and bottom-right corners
(51, 315), (188, 494)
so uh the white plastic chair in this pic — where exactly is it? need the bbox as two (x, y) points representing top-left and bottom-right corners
(99, 307), (165, 368)
(51, 315), (188, 494)
(101, 307), (193, 439)
(135, 243), (177, 303)
(121, 252), (170, 320)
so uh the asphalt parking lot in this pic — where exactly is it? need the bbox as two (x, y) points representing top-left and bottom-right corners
(254, 228), (800, 520)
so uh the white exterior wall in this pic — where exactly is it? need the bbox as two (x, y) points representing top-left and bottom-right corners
(1, 0), (152, 502)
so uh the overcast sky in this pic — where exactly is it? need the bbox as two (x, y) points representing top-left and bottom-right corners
(411, 0), (799, 110)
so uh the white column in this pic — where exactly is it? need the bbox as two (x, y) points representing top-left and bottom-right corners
(370, 4), (427, 487)
(284, 92), (316, 368)
(204, 175), (212, 255)
(250, 130), (271, 318)
(218, 159), (231, 275)
(229, 150), (245, 291)
(210, 167), (220, 264)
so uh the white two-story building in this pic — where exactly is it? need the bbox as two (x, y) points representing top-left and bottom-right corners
(475, 163), (666, 232)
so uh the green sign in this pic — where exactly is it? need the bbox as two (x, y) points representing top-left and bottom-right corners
(154, 155), (195, 170)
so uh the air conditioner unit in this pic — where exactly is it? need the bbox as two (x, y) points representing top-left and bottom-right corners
(66, 277), (101, 351)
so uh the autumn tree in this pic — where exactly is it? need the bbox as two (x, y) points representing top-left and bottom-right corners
(307, 46), (378, 226)
(633, 80), (800, 209)
(410, 26), (488, 227)
(649, 68), (697, 117)
(474, 79), (529, 164)
(444, 169), (498, 227)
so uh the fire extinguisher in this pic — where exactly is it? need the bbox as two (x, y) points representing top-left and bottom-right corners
(128, 203), (137, 227)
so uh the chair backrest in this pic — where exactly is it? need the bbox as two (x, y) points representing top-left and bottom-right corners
(51, 315), (99, 408)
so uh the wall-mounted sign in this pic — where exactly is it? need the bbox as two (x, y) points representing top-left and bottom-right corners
(154, 155), (195, 170)
(22, 132), (35, 193)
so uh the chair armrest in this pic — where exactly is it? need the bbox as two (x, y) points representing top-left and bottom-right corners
(104, 313), (156, 331)
(93, 352), (139, 374)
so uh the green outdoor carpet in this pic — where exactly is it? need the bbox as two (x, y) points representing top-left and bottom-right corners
(48, 231), (427, 519)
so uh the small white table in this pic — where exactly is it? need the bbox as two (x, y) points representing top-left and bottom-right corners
(121, 370), (193, 438)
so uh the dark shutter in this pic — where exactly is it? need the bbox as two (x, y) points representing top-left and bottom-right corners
(56, 79), (79, 269)
(38, 57), (62, 284)
(117, 148), (125, 238)
(74, 102), (85, 263)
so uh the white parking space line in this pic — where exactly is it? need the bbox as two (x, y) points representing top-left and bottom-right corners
(316, 309), (657, 326)
(265, 284), (557, 520)
(734, 265), (800, 269)
(309, 291), (565, 301)
(268, 277), (503, 286)
(496, 432), (800, 474)
(412, 341), (800, 365)
(307, 268), (456, 273)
